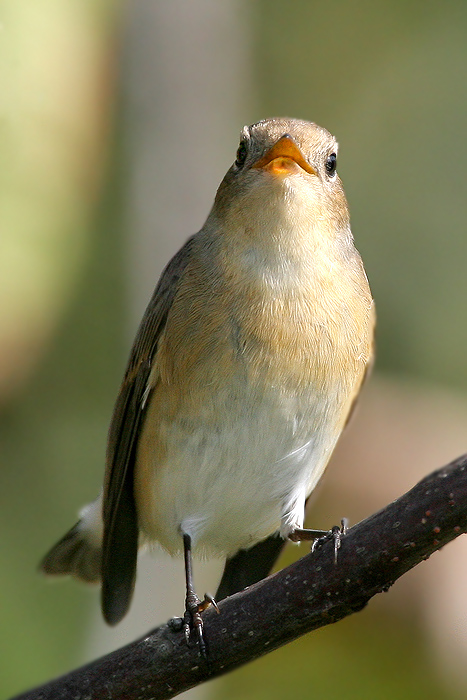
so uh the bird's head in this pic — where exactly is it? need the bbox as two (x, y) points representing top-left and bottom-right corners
(211, 117), (351, 245)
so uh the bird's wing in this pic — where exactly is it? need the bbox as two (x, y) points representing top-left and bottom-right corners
(101, 236), (195, 625)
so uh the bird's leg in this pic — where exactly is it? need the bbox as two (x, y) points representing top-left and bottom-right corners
(183, 533), (205, 655)
(288, 527), (330, 541)
(289, 518), (348, 563)
(182, 533), (218, 658)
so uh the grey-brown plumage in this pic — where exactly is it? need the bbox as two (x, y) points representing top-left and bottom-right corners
(41, 118), (375, 637)
(42, 521), (101, 583)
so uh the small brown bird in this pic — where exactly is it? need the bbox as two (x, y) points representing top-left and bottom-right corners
(42, 117), (374, 654)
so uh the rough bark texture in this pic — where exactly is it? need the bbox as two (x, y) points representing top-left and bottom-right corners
(12, 454), (467, 700)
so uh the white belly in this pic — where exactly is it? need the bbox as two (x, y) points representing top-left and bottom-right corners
(136, 379), (345, 558)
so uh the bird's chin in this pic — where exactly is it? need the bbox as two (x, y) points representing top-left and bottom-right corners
(258, 169), (314, 204)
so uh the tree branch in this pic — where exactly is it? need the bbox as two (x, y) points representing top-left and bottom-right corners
(12, 454), (467, 700)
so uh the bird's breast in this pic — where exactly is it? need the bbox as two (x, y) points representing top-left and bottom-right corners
(157, 242), (373, 399)
(135, 239), (374, 555)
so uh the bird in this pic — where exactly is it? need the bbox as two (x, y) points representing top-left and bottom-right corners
(41, 117), (375, 655)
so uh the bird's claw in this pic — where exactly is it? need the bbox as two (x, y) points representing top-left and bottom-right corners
(201, 592), (219, 614)
(311, 518), (348, 563)
(183, 591), (218, 658)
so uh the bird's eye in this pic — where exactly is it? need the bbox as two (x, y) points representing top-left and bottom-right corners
(235, 141), (248, 167)
(325, 153), (337, 176)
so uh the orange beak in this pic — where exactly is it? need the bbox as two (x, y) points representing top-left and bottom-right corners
(251, 135), (316, 177)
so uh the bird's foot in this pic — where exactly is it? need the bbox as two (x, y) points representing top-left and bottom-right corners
(311, 518), (348, 563)
(183, 592), (219, 658)
(289, 518), (348, 563)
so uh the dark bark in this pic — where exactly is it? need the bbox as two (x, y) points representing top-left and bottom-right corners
(12, 454), (467, 700)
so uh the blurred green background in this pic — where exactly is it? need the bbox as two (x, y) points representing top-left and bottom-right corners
(2, 1), (467, 698)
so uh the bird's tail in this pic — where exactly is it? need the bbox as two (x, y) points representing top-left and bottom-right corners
(215, 532), (286, 601)
(40, 497), (103, 583)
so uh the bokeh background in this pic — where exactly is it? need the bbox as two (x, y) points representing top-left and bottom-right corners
(1, 1), (467, 698)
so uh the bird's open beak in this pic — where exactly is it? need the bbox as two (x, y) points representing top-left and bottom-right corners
(252, 134), (316, 176)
